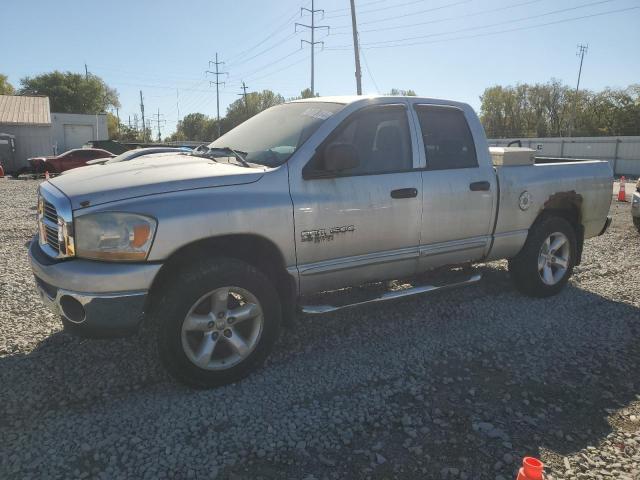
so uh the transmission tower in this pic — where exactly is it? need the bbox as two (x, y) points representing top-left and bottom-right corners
(154, 108), (166, 142)
(206, 53), (228, 138)
(238, 81), (249, 116)
(296, 0), (329, 96)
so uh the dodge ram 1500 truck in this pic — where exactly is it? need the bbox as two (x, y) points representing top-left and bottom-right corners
(29, 96), (613, 388)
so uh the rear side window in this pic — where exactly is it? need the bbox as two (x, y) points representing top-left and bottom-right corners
(415, 106), (478, 170)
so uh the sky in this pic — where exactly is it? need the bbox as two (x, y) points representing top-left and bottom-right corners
(2, 0), (639, 138)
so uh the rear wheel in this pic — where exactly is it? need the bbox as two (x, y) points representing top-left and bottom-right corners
(634, 216), (640, 233)
(509, 216), (577, 297)
(154, 258), (281, 388)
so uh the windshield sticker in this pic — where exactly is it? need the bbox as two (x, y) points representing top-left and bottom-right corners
(302, 108), (334, 120)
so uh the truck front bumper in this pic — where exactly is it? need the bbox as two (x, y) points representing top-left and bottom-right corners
(29, 239), (162, 335)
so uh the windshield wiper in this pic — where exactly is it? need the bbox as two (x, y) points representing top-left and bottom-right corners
(208, 147), (251, 168)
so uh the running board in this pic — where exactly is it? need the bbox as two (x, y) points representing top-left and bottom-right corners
(300, 273), (482, 315)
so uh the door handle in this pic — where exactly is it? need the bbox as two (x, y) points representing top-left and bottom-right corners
(390, 188), (418, 199)
(469, 181), (491, 192)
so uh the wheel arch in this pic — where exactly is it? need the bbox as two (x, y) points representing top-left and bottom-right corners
(147, 234), (297, 326)
(536, 191), (584, 264)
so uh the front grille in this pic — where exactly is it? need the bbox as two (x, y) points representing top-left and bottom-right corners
(41, 199), (60, 253)
(37, 187), (73, 259)
(43, 200), (57, 224)
(44, 224), (60, 250)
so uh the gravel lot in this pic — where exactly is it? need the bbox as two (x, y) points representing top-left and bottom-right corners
(1, 178), (639, 480)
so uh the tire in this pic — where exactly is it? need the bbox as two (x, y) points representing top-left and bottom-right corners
(153, 257), (281, 388)
(634, 216), (640, 234)
(508, 215), (577, 298)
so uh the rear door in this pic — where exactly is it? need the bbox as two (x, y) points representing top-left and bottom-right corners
(412, 104), (496, 270)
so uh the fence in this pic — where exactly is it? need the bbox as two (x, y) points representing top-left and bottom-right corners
(487, 136), (640, 177)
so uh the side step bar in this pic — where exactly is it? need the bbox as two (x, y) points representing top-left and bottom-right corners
(300, 273), (482, 315)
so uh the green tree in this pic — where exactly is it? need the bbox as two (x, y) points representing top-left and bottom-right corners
(0, 74), (15, 95)
(388, 88), (417, 96)
(170, 113), (215, 142)
(19, 71), (120, 114)
(224, 89), (285, 131)
(480, 80), (640, 138)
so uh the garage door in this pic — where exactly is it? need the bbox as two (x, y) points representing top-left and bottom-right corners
(63, 124), (94, 150)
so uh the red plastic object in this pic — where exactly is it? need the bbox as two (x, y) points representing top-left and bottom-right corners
(617, 176), (627, 202)
(0, 164), (4, 178)
(516, 457), (544, 480)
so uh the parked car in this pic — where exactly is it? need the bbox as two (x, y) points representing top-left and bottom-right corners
(29, 95), (613, 388)
(85, 147), (192, 166)
(28, 148), (114, 174)
(632, 179), (640, 232)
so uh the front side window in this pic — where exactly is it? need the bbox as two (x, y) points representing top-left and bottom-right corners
(208, 102), (344, 167)
(415, 106), (478, 170)
(309, 105), (413, 176)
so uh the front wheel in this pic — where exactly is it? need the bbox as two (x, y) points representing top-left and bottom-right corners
(509, 216), (577, 297)
(154, 258), (281, 388)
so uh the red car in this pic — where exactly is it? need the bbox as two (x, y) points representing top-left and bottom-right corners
(28, 148), (114, 174)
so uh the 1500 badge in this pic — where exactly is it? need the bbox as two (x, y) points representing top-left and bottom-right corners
(301, 225), (355, 243)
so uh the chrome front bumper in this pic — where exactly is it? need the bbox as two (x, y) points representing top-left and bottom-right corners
(29, 239), (162, 334)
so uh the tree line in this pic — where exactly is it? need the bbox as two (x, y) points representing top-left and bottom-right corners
(480, 79), (640, 138)
(3, 71), (638, 142)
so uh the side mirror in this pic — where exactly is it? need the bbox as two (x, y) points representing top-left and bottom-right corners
(323, 142), (359, 172)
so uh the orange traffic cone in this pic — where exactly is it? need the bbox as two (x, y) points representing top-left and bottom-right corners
(516, 457), (544, 480)
(0, 164), (4, 178)
(617, 176), (626, 202)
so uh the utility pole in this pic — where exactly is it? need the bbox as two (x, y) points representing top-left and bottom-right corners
(239, 81), (249, 116)
(116, 107), (120, 137)
(206, 53), (228, 138)
(139, 90), (146, 142)
(349, 0), (362, 95)
(128, 115), (131, 129)
(296, 0), (329, 96)
(569, 44), (588, 137)
(84, 63), (89, 80)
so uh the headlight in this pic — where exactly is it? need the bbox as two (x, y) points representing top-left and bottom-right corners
(75, 212), (157, 261)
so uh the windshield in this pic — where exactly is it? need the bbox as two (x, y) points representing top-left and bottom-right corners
(208, 102), (344, 167)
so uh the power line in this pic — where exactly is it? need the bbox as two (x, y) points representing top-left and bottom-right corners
(357, 0), (619, 48)
(326, 0), (391, 14)
(326, 4), (637, 50)
(360, 44), (380, 93)
(225, 6), (306, 65)
(206, 53), (228, 138)
(344, 0), (472, 27)
(228, 48), (304, 84)
(327, 0), (466, 19)
(296, 0), (329, 95)
(331, 0), (546, 35)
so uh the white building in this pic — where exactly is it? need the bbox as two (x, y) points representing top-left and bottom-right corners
(0, 95), (108, 173)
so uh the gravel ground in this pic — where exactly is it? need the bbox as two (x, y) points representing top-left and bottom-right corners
(1, 178), (639, 480)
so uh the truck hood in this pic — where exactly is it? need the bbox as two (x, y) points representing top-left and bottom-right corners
(49, 154), (266, 209)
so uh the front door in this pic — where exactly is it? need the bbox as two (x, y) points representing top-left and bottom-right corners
(289, 103), (423, 294)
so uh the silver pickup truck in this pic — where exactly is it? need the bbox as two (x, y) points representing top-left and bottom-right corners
(30, 95), (613, 387)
